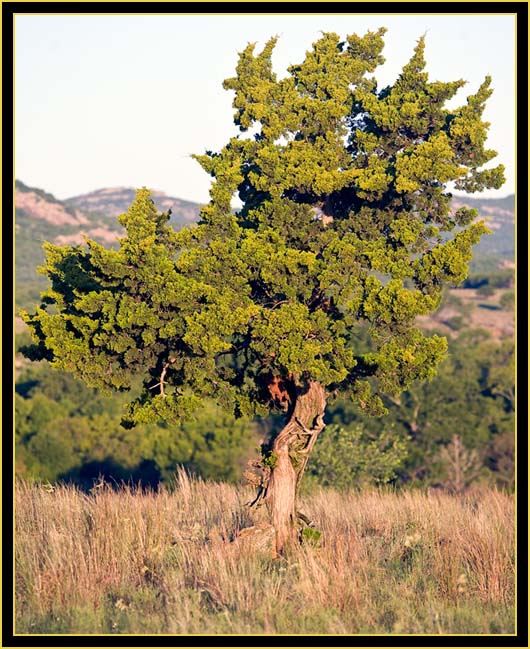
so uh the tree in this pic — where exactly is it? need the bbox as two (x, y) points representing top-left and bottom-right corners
(436, 434), (483, 494)
(22, 29), (504, 555)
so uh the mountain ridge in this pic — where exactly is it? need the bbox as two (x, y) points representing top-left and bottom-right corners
(65, 186), (202, 223)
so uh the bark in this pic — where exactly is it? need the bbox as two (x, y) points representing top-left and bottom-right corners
(252, 378), (327, 556)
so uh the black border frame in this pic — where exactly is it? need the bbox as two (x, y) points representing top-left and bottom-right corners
(3, 2), (528, 647)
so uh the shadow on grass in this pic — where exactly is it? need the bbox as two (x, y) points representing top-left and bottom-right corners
(478, 303), (502, 311)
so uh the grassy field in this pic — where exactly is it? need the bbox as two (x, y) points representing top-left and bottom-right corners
(14, 473), (515, 636)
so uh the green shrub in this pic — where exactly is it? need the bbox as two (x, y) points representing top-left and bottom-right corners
(476, 284), (496, 297)
(499, 290), (515, 311)
(307, 424), (408, 489)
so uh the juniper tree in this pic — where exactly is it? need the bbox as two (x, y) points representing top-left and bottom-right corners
(22, 29), (504, 555)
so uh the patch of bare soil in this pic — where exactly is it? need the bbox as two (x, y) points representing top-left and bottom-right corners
(417, 289), (514, 342)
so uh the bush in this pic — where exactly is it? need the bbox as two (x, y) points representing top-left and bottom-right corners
(499, 291), (515, 311)
(463, 270), (513, 290)
(307, 424), (409, 489)
(444, 315), (465, 331)
(476, 284), (496, 297)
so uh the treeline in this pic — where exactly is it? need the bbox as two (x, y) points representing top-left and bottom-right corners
(15, 321), (514, 493)
(462, 269), (514, 290)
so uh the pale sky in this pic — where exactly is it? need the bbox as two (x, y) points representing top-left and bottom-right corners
(15, 12), (516, 204)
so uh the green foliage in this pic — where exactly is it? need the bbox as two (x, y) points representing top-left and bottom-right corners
(262, 450), (279, 470)
(307, 423), (408, 489)
(15, 363), (258, 485)
(499, 290), (515, 311)
(300, 526), (322, 546)
(150, 401), (258, 482)
(463, 270), (514, 290)
(14, 182), (123, 313)
(476, 283), (496, 297)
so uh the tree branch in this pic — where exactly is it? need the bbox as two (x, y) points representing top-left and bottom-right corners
(150, 357), (177, 397)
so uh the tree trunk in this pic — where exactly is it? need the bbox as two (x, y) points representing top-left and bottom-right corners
(253, 379), (327, 556)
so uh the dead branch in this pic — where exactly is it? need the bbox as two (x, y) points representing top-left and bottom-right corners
(149, 357), (177, 397)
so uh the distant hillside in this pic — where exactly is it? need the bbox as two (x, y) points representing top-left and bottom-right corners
(15, 180), (121, 309)
(15, 179), (122, 246)
(452, 193), (515, 215)
(451, 194), (515, 272)
(65, 187), (201, 227)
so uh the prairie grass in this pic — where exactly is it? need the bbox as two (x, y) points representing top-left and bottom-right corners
(14, 472), (515, 635)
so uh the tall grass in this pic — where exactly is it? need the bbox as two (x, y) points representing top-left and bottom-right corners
(15, 473), (515, 635)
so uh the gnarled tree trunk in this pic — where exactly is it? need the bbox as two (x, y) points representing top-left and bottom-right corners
(251, 378), (327, 556)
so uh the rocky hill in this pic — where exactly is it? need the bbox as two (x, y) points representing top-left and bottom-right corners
(65, 186), (200, 225)
(15, 180), (122, 248)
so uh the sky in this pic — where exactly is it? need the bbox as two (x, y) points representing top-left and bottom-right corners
(15, 12), (516, 204)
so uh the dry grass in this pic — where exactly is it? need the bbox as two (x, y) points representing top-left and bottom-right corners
(15, 472), (515, 635)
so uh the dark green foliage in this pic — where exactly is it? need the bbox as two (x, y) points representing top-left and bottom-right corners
(307, 423), (408, 489)
(463, 270), (514, 290)
(150, 401), (258, 482)
(21, 30), (504, 487)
